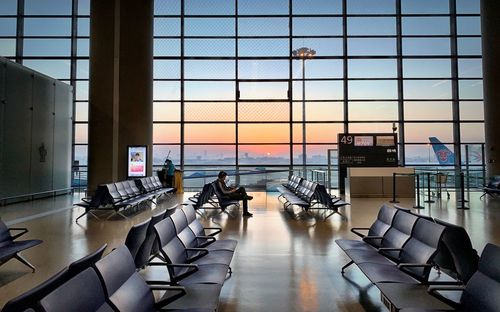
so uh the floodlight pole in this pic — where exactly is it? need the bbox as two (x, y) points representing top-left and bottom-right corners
(292, 47), (316, 178)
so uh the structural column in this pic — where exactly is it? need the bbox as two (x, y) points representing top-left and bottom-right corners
(481, 0), (500, 176)
(88, 0), (153, 192)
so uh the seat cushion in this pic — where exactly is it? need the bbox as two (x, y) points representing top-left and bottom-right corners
(336, 239), (375, 252)
(205, 239), (237, 252)
(178, 263), (229, 286)
(160, 284), (222, 311)
(191, 250), (233, 267)
(357, 263), (418, 284)
(344, 249), (395, 265)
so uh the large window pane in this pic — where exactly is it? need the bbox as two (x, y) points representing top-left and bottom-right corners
(456, 0), (480, 14)
(23, 60), (71, 79)
(404, 80), (452, 99)
(404, 101), (453, 121)
(184, 39), (234, 57)
(23, 39), (71, 56)
(349, 122), (394, 133)
(348, 17), (396, 36)
(458, 59), (482, 78)
(185, 124), (235, 143)
(405, 123), (453, 143)
(154, 60), (180, 79)
(239, 39), (289, 57)
(239, 124), (289, 143)
(185, 102), (235, 121)
(348, 38), (397, 56)
(154, 81), (181, 100)
(293, 102), (344, 122)
(459, 80), (483, 99)
(461, 123), (484, 143)
(348, 59), (397, 78)
(293, 81), (343, 101)
(75, 102), (88, 122)
(185, 81), (235, 101)
(349, 102), (398, 121)
(184, 145), (236, 165)
(153, 124), (180, 143)
(185, 18), (235, 37)
(239, 60), (289, 79)
(402, 17), (450, 35)
(185, 0), (235, 15)
(24, 18), (71, 36)
(154, 18), (180, 36)
(239, 18), (288, 37)
(306, 123), (344, 143)
(78, 18), (89, 36)
(401, 0), (449, 14)
(292, 0), (342, 14)
(460, 101), (483, 121)
(457, 38), (482, 56)
(153, 145), (180, 165)
(0, 18), (17, 36)
(74, 124), (88, 144)
(153, 102), (181, 122)
(238, 0), (288, 15)
(403, 38), (450, 55)
(0, 39), (17, 56)
(457, 17), (481, 36)
(293, 38), (343, 56)
(293, 17), (342, 36)
(25, 0), (72, 15)
(348, 80), (398, 100)
(154, 0), (181, 16)
(240, 82), (288, 100)
(239, 102), (289, 122)
(0, 0), (17, 14)
(239, 145), (290, 165)
(347, 0), (395, 14)
(293, 59), (343, 79)
(403, 59), (451, 78)
(154, 39), (181, 56)
(185, 60), (235, 79)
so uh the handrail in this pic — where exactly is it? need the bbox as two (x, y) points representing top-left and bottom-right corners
(1, 187), (73, 204)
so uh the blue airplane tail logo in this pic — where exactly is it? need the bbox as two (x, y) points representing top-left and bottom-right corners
(429, 137), (455, 165)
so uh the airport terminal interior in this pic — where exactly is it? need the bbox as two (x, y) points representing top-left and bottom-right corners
(1, 0), (500, 311)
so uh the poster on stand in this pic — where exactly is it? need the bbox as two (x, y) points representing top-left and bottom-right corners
(128, 145), (147, 178)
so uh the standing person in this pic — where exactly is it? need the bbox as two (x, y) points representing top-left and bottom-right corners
(164, 159), (175, 187)
(215, 171), (253, 217)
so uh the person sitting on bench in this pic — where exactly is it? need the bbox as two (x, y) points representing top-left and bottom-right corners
(215, 171), (253, 217)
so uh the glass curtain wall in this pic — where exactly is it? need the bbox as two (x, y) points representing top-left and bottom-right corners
(0, 0), (484, 187)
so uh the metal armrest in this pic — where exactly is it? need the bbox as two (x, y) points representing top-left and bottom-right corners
(81, 197), (92, 203)
(186, 248), (209, 262)
(152, 285), (187, 308)
(204, 227), (222, 236)
(398, 263), (434, 269)
(427, 285), (465, 308)
(350, 227), (369, 238)
(9, 228), (28, 240)
(378, 247), (403, 252)
(196, 235), (216, 245)
(363, 235), (384, 241)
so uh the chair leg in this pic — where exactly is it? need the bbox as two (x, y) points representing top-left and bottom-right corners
(14, 254), (36, 272)
(341, 260), (354, 274)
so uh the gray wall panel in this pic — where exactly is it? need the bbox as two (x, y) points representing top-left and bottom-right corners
(0, 60), (6, 197)
(0, 57), (72, 200)
(53, 84), (72, 190)
(2, 61), (33, 198)
(30, 76), (55, 192)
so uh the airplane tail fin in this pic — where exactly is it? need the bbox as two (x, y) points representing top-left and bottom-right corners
(429, 137), (455, 165)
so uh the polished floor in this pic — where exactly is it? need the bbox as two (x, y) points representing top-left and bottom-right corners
(1, 190), (499, 311)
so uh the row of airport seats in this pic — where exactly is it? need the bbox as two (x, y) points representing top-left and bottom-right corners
(336, 204), (500, 311)
(74, 176), (174, 222)
(0, 219), (42, 272)
(187, 182), (240, 213)
(480, 175), (500, 200)
(2, 204), (235, 311)
(276, 175), (350, 220)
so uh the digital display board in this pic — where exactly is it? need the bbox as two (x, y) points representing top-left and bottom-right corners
(128, 145), (147, 178)
(338, 133), (398, 192)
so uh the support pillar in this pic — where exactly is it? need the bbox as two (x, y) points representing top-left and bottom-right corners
(481, 0), (500, 176)
(88, 0), (153, 193)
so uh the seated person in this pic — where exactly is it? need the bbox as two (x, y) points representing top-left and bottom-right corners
(215, 171), (253, 217)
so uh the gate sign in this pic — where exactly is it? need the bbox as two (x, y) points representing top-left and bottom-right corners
(338, 133), (398, 192)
